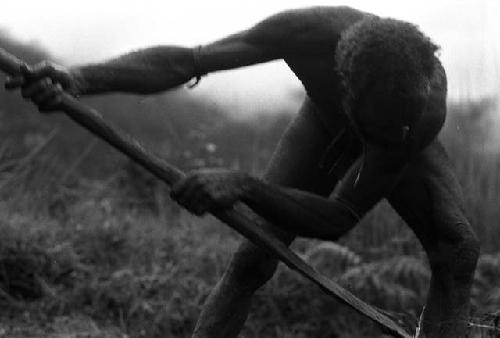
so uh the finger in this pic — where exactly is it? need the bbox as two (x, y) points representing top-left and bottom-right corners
(33, 88), (59, 106)
(38, 95), (63, 113)
(22, 61), (55, 79)
(187, 202), (208, 216)
(205, 193), (228, 210)
(170, 176), (209, 211)
(188, 189), (213, 216)
(179, 178), (207, 206)
(170, 174), (198, 198)
(21, 78), (52, 99)
(170, 180), (185, 200)
(4, 76), (25, 90)
(192, 190), (214, 214)
(20, 63), (31, 76)
(174, 188), (211, 216)
(32, 82), (58, 100)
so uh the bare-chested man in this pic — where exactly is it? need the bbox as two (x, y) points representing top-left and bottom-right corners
(5, 6), (479, 338)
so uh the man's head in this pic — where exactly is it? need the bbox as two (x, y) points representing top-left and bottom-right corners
(336, 17), (439, 146)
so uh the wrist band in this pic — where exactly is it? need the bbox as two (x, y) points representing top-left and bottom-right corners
(187, 45), (204, 88)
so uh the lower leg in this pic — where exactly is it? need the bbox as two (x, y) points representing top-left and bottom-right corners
(388, 142), (481, 337)
(192, 240), (286, 338)
(417, 232), (480, 337)
(193, 100), (342, 337)
(191, 274), (255, 338)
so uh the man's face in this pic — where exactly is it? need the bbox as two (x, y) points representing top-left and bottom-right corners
(352, 89), (422, 147)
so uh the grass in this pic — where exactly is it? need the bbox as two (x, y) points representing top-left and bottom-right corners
(0, 98), (498, 337)
(0, 186), (236, 337)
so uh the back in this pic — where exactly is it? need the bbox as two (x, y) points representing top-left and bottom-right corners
(280, 7), (370, 128)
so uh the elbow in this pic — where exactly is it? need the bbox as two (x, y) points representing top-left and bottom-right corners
(309, 200), (360, 241)
(290, 208), (359, 242)
(316, 214), (358, 242)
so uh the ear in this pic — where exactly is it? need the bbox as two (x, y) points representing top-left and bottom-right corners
(401, 125), (410, 141)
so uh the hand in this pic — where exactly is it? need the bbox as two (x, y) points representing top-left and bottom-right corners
(4, 61), (84, 113)
(170, 169), (249, 216)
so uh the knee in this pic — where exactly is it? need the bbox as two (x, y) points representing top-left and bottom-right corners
(226, 241), (280, 291)
(428, 222), (480, 283)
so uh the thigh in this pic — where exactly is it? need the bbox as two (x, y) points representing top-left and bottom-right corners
(256, 97), (350, 241)
(388, 140), (473, 251)
(264, 98), (344, 194)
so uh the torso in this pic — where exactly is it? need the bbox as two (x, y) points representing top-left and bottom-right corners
(282, 8), (446, 155)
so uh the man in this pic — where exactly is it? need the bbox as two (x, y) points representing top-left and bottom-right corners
(5, 6), (479, 338)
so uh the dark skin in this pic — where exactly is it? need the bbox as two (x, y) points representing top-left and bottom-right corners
(6, 6), (479, 338)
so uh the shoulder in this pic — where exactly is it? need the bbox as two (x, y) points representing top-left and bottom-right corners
(246, 6), (370, 51)
(409, 58), (447, 151)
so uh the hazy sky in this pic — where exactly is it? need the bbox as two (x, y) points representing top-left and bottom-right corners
(0, 0), (498, 116)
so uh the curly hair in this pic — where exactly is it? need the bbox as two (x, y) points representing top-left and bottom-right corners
(336, 17), (439, 119)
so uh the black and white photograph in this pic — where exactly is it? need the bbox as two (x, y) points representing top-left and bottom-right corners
(0, 1), (498, 337)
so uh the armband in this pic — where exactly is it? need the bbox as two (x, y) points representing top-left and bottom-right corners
(187, 45), (204, 88)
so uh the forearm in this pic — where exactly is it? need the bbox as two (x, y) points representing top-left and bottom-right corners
(241, 176), (359, 240)
(71, 46), (201, 95)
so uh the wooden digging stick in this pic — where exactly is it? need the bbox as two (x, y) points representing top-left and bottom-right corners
(0, 47), (412, 338)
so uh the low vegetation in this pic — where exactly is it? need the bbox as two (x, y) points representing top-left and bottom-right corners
(0, 98), (498, 337)
(0, 34), (499, 337)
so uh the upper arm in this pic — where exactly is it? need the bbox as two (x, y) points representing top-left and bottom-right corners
(199, 6), (360, 74)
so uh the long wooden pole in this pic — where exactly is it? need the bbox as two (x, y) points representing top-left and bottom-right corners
(0, 48), (411, 338)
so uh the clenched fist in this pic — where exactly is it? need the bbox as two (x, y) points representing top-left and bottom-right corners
(170, 169), (250, 216)
(4, 61), (84, 112)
